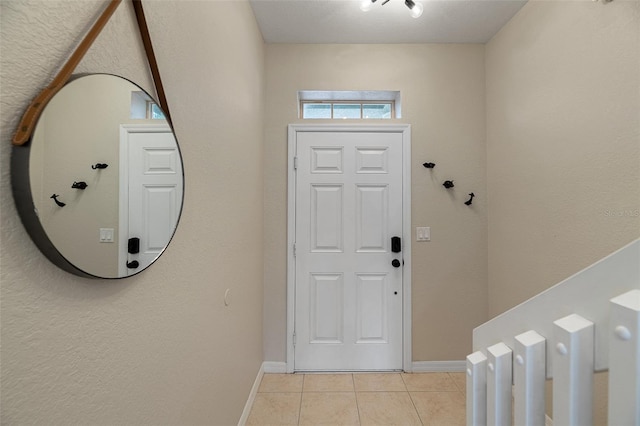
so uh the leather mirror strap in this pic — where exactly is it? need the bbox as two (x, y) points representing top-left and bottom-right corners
(12, 0), (173, 146)
(12, 0), (123, 146)
(132, 0), (172, 127)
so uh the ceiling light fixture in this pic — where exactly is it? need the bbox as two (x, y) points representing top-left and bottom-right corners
(360, 0), (424, 18)
(360, 0), (376, 12)
(405, 0), (424, 18)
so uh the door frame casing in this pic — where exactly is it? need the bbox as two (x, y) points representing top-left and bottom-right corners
(286, 124), (412, 372)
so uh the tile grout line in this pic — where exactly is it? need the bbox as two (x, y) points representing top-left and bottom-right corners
(401, 373), (426, 425)
(408, 391), (426, 426)
(351, 374), (363, 426)
(297, 374), (305, 425)
(449, 371), (465, 392)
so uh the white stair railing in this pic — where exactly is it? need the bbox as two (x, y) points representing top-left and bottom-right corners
(513, 330), (545, 425)
(609, 291), (640, 426)
(467, 239), (640, 426)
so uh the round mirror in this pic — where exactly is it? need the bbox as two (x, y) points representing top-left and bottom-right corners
(11, 74), (184, 278)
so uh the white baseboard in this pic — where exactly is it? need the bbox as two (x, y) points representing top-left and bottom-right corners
(237, 362), (265, 426)
(263, 361), (288, 373)
(263, 361), (464, 374)
(411, 361), (466, 372)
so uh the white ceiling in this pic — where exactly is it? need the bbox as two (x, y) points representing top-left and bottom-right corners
(249, 0), (528, 44)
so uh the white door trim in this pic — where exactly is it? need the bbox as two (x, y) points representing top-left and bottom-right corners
(286, 123), (412, 373)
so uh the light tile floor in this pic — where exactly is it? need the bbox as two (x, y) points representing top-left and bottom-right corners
(246, 372), (466, 425)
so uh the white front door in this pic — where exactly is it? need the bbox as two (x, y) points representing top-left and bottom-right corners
(292, 127), (408, 371)
(119, 125), (183, 276)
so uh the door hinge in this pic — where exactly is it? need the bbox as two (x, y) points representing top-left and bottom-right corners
(293, 332), (297, 346)
(293, 243), (297, 257)
(293, 156), (298, 170)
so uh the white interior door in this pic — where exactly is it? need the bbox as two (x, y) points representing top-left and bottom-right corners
(294, 129), (405, 371)
(119, 125), (182, 276)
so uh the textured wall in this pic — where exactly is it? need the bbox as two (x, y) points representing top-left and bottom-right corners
(486, 4), (639, 422)
(1, 1), (264, 424)
(263, 44), (488, 363)
(486, 0), (640, 316)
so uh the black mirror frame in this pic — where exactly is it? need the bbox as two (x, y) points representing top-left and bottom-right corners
(11, 73), (184, 279)
(12, 142), (99, 277)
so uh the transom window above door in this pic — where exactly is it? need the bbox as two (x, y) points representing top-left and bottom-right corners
(298, 90), (402, 119)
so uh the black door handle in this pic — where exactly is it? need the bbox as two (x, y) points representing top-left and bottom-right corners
(391, 259), (401, 268)
(126, 260), (139, 269)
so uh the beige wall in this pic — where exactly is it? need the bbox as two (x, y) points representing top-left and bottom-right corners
(486, 2), (639, 423)
(3, 0), (635, 422)
(1, 1), (264, 424)
(486, 0), (640, 317)
(264, 44), (488, 363)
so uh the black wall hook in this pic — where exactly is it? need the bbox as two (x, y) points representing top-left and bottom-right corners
(91, 163), (108, 170)
(71, 181), (88, 190)
(465, 193), (475, 206)
(443, 180), (455, 189)
(423, 162), (436, 169)
(50, 194), (65, 207)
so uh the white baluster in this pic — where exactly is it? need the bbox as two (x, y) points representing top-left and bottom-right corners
(487, 342), (513, 426)
(553, 314), (594, 426)
(514, 330), (546, 426)
(608, 289), (640, 426)
(467, 351), (488, 426)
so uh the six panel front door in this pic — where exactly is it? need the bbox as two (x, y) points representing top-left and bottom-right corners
(294, 130), (404, 371)
(120, 125), (183, 277)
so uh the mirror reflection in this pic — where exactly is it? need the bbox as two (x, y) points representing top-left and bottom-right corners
(24, 74), (183, 278)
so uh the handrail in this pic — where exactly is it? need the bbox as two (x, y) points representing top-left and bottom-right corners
(473, 238), (639, 375)
(468, 241), (639, 425)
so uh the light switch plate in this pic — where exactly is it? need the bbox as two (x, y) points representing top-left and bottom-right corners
(99, 228), (114, 243)
(416, 227), (430, 242)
